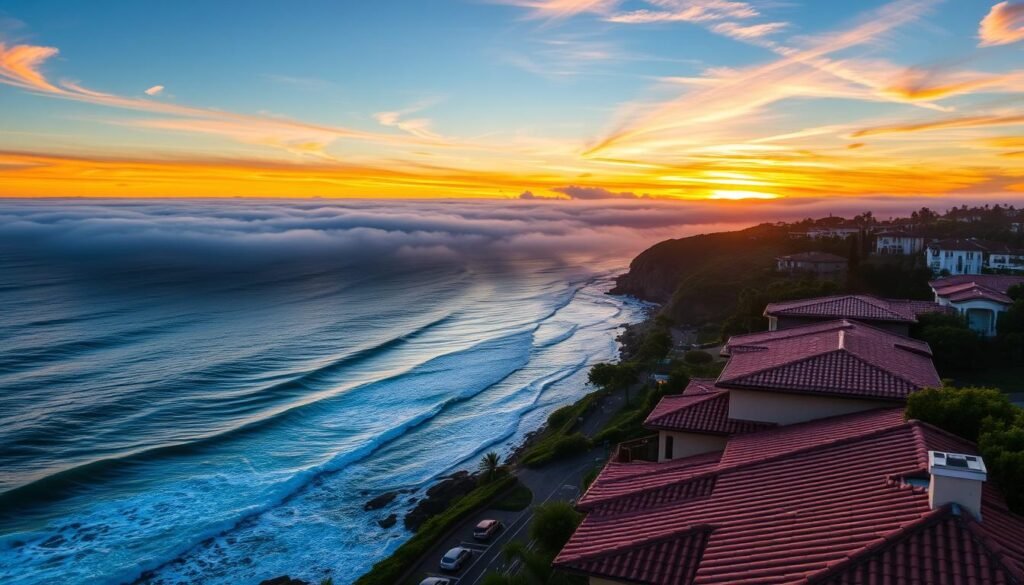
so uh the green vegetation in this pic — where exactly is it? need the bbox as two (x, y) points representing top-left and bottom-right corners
(491, 483), (533, 511)
(481, 502), (586, 585)
(519, 392), (600, 467)
(721, 279), (841, 337)
(479, 451), (502, 483)
(683, 349), (713, 364)
(905, 386), (1024, 513)
(353, 475), (518, 585)
(911, 313), (985, 373)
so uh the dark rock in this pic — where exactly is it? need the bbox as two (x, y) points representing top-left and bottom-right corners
(259, 577), (309, 585)
(404, 471), (478, 531)
(377, 514), (397, 529)
(364, 491), (398, 511)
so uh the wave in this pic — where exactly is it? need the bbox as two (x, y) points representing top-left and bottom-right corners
(0, 310), (459, 508)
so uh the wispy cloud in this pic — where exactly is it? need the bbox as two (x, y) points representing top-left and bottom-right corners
(144, 85), (165, 96)
(497, 0), (620, 21)
(0, 41), (445, 157)
(710, 21), (788, 39)
(374, 101), (444, 140)
(851, 113), (1024, 137)
(979, 1), (1024, 47)
(605, 0), (759, 24)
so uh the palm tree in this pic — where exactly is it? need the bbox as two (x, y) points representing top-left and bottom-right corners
(480, 451), (501, 482)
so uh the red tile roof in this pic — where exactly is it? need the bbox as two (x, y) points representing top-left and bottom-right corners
(644, 381), (775, 436)
(931, 275), (1024, 306)
(556, 409), (1024, 585)
(764, 294), (948, 324)
(719, 320), (940, 400)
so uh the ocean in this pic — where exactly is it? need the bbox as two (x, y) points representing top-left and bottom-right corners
(0, 200), (659, 584)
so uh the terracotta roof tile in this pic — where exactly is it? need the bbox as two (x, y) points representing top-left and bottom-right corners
(556, 411), (1024, 585)
(764, 295), (948, 323)
(719, 320), (940, 400)
(644, 386), (775, 436)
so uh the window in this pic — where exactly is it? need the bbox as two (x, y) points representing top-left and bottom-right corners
(664, 435), (674, 460)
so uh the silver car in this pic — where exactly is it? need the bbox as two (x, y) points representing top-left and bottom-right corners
(418, 578), (451, 585)
(439, 546), (472, 571)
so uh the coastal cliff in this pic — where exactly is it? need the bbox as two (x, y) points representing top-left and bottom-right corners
(611, 224), (789, 325)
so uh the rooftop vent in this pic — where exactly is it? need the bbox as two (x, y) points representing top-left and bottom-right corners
(928, 451), (987, 521)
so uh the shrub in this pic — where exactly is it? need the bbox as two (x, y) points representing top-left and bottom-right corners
(905, 385), (1024, 514)
(530, 502), (582, 555)
(491, 483), (533, 511)
(683, 350), (713, 364)
(905, 386), (1015, 442)
(552, 433), (590, 459)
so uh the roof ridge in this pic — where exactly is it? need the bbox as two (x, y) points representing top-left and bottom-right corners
(719, 347), (846, 386)
(645, 391), (724, 426)
(907, 418), (979, 449)
(962, 512), (1024, 582)
(582, 475), (717, 517)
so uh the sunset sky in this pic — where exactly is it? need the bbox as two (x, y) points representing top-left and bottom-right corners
(1, 0), (1023, 200)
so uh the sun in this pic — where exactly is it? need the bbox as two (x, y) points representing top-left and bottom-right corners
(707, 190), (782, 200)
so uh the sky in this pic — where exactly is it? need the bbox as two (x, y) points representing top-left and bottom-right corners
(0, 0), (1022, 201)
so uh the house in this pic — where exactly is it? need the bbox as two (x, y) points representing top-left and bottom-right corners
(617, 319), (940, 464)
(763, 294), (950, 335)
(925, 238), (1024, 275)
(556, 408), (1024, 585)
(775, 251), (847, 277)
(930, 274), (1024, 336)
(875, 230), (925, 255)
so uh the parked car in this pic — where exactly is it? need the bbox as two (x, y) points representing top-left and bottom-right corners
(473, 519), (502, 541)
(439, 546), (472, 571)
(418, 578), (451, 585)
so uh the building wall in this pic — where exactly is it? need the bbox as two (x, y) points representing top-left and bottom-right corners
(946, 298), (1006, 337)
(926, 247), (984, 275)
(727, 388), (898, 425)
(876, 236), (923, 255)
(658, 431), (728, 461)
(988, 253), (1024, 273)
(774, 315), (909, 335)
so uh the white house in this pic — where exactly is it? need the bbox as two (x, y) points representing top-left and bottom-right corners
(875, 231), (925, 255)
(987, 250), (1024, 273)
(930, 275), (1024, 336)
(925, 239), (994, 275)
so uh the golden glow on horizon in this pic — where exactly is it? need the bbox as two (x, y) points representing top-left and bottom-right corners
(708, 189), (781, 200)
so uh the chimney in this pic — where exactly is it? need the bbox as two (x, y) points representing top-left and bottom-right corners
(928, 451), (987, 521)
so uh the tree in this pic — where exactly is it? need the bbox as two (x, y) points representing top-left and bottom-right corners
(911, 313), (984, 372)
(588, 362), (639, 404)
(530, 502), (582, 555)
(683, 350), (713, 365)
(905, 386), (1015, 442)
(479, 451), (501, 483)
(906, 385), (1024, 514)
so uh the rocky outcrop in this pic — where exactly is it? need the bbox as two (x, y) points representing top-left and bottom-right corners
(377, 514), (397, 529)
(363, 491), (398, 511)
(403, 471), (477, 531)
(259, 577), (309, 585)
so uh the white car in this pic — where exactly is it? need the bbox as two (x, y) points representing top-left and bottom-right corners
(439, 546), (473, 571)
(418, 578), (451, 585)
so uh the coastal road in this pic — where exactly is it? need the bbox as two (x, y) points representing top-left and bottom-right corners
(406, 387), (631, 584)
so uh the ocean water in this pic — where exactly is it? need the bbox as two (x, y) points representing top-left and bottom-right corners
(0, 200), (650, 585)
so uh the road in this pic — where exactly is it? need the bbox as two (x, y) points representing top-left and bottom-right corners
(406, 386), (632, 585)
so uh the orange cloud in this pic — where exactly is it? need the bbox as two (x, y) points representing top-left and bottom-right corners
(144, 85), (164, 96)
(882, 68), (1024, 101)
(979, 1), (1024, 47)
(498, 0), (619, 20)
(0, 42), (61, 92)
(851, 114), (1024, 137)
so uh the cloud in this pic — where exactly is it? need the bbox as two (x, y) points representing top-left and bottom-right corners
(881, 68), (1024, 101)
(606, 0), (759, 24)
(0, 41), (445, 158)
(710, 21), (788, 39)
(552, 185), (639, 199)
(497, 0), (620, 20)
(979, 1), (1024, 47)
(373, 102), (444, 140)
(144, 85), (165, 96)
(851, 113), (1024, 137)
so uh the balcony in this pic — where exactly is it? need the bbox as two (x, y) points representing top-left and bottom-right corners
(613, 434), (659, 463)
